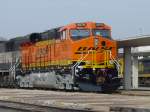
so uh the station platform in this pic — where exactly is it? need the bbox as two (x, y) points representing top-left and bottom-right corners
(0, 89), (149, 112)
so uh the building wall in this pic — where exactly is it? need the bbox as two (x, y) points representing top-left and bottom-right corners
(0, 42), (6, 53)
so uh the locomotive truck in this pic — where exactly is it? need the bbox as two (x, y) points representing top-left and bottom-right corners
(0, 22), (121, 92)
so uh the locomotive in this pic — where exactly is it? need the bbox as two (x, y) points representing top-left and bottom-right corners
(139, 57), (150, 86)
(118, 57), (150, 87)
(1, 22), (121, 92)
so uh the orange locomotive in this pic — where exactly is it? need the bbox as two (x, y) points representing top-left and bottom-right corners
(18, 22), (120, 91)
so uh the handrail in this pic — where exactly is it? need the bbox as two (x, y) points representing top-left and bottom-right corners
(72, 50), (121, 80)
(9, 57), (20, 71)
(71, 50), (92, 80)
(9, 57), (21, 80)
(108, 50), (120, 76)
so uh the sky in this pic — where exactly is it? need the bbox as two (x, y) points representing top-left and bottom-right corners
(0, 0), (150, 39)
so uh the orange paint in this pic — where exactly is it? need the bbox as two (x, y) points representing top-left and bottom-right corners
(21, 22), (117, 70)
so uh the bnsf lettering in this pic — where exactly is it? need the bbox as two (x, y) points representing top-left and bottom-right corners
(75, 46), (112, 54)
(77, 47), (100, 52)
(77, 47), (87, 51)
(88, 47), (99, 51)
(77, 47), (99, 51)
(75, 47), (101, 54)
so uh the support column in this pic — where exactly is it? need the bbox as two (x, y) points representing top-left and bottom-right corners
(132, 56), (139, 89)
(124, 47), (132, 90)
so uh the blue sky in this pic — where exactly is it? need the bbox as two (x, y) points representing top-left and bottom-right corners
(0, 0), (150, 39)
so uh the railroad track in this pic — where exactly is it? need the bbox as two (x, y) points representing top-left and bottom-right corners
(0, 100), (95, 112)
(0, 89), (150, 112)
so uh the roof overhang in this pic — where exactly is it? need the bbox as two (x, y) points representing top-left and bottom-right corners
(117, 35), (150, 48)
(118, 52), (150, 57)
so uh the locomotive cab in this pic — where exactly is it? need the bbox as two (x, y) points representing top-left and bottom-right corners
(59, 22), (117, 68)
(59, 22), (120, 91)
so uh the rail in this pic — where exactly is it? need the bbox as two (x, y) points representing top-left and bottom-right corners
(0, 100), (93, 112)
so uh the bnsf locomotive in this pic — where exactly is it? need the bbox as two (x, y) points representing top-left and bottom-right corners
(1, 22), (121, 92)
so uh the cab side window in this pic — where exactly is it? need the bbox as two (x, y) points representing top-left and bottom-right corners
(61, 30), (67, 40)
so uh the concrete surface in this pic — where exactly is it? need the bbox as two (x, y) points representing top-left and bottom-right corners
(0, 89), (149, 112)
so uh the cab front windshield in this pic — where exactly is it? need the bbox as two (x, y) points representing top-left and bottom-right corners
(93, 29), (111, 39)
(70, 29), (111, 40)
(70, 29), (90, 40)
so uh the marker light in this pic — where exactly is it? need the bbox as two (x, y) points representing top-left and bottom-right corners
(96, 23), (105, 27)
(76, 23), (86, 27)
(94, 38), (99, 47)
